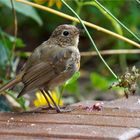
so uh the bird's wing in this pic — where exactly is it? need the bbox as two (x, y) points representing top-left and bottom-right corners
(18, 45), (75, 97)
(17, 62), (56, 97)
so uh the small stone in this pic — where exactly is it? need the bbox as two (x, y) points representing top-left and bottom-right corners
(137, 99), (140, 104)
(31, 123), (36, 126)
(77, 115), (81, 118)
(10, 117), (14, 120)
(46, 128), (52, 131)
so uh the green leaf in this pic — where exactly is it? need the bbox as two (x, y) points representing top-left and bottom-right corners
(0, 0), (43, 26)
(17, 96), (28, 111)
(0, 42), (9, 67)
(17, 52), (30, 59)
(6, 34), (25, 48)
(64, 72), (80, 93)
(6, 90), (28, 111)
(0, 95), (11, 112)
(65, 71), (80, 85)
(65, 80), (78, 93)
(90, 72), (109, 91)
(0, 29), (25, 48)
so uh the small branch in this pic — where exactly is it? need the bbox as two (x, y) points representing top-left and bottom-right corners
(81, 49), (140, 56)
(10, 0), (18, 56)
(15, 0), (140, 48)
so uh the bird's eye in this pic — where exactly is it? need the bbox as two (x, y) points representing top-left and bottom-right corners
(63, 31), (69, 36)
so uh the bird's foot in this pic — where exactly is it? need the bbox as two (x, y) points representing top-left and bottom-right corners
(25, 106), (72, 113)
(41, 105), (56, 110)
(42, 105), (72, 113)
(56, 107), (73, 113)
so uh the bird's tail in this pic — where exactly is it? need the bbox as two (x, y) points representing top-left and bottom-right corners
(0, 73), (23, 93)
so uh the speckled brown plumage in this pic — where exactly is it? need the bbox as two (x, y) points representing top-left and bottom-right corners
(0, 24), (80, 113)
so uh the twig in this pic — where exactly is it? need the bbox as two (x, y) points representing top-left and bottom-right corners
(81, 49), (140, 56)
(15, 0), (140, 48)
(10, 0), (18, 56)
(17, 49), (140, 57)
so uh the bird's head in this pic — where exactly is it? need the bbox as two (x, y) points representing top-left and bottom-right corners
(50, 24), (80, 47)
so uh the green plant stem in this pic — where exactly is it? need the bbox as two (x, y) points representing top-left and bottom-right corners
(58, 84), (65, 105)
(61, 0), (118, 80)
(136, 0), (140, 4)
(94, 0), (140, 42)
(73, 1), (83, 26)
(10, 0), (18, 76)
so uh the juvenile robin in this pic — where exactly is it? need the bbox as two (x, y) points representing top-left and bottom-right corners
(0, 24), (80, 113)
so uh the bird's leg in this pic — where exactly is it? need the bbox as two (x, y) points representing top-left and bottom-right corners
(40, 89), (55, 109)
(44, 90), (72, 113)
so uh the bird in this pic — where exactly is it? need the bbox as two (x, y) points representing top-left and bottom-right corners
(0, 24), (80, 113)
